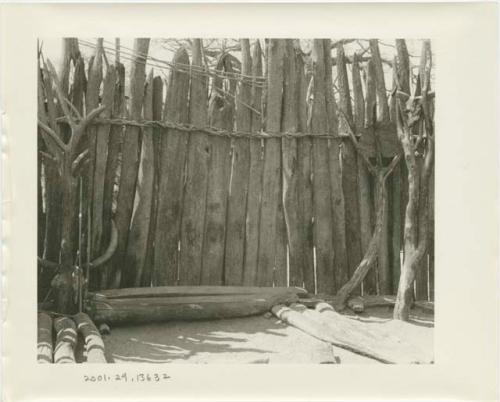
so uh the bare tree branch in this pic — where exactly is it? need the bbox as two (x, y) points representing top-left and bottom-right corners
(38, 120), (67, 151)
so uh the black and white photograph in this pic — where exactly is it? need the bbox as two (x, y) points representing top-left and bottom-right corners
(2, 2), (499, 401)
(36, 37), (435, 365)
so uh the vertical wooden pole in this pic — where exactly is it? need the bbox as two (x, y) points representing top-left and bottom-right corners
(59, 38), (80, 100)
(202, 54), (235, 285)
(352, 53), (372, 295)
(243, 40), (264, 286)
(310, 40), (335, 294)
(86, 39), (104, 260)
(40, 60), (62, 262)
(389, 56), (402, 293)
(154, 47), (190, 286)
(338, 43), (363, 292)
(296, 50), (315, 292)
(362, 60), (378, 294)
(112, 38), (150, 288)
(101, 61), (125, 289)
(414, 42), (430, 301)
(224, 39), (252, 285)
(125, 70), (155, 287)
(257, 39), (285, 287)
(281, 39), (303, 288)
(91, 64), (116, 269)
(142, 75), (164, 287)
(179, 39), (210, 285)
(428, 167), (435, 301)
(37, 58), (49, 295)
(331, 43), (350, 291)
(370, 39), (391, 294)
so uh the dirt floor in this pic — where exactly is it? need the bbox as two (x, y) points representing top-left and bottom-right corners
(90, 306), (433, 364)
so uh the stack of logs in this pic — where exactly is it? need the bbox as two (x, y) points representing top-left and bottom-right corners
(37, 312), (107, 364)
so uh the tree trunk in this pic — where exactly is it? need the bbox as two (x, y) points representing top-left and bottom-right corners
(335, 172), (388, 308)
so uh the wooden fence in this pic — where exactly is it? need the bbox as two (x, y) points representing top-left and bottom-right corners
(37, 38), (434, 301)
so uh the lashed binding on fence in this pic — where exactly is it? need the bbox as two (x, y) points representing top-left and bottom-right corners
(38, 38), (434, 305)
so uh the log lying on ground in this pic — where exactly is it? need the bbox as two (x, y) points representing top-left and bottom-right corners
(272, 303), (431, 364)
(53, 316), (77, 364)
(88, 292), (299, 326)
(73, 313), (107, 363)
(307, 294), (434, 314)
(92, 286), (307, 300)
(37, 313), (53, 363)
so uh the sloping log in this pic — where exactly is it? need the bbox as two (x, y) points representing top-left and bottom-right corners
(89, 292), (299, 326)
(179, 39), (210, 285)
(273, 303), (430, 364)
(73, 312), (107, 363)
(92, 285), (307, 299)
(37, 313), (53, 363)
(313, 303), (429, 363)
(53, 316), (77, 364)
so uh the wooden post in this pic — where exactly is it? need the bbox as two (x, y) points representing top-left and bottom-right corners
(338, 43), (363, 291)
(310, 40), (335, 294)
(53, 317), (77, 364)
(396, 40), (410, 247)
(389, 56), (402, 292)
(74, 312), (107, 363)
(126, 70), (155, 287)
(40, 60), (62, 263)
(142, 75), (164, 287)
(224, 39), (252, 285)
(369, 39), (391, 294)
(91, 63), (116, 273)
(330, 42), (349, 291)
(353, 55), (375, 295)
(279, 39), (301, 287)
(257, 39), (285, 287)
(59, 38), (80, 99)
(296, 51), (315, 292)
(112, 38), (150, 288)
(101, 61), (125, 289)
(37, 313), (53, 363)
(394, 40), (434, 320)
(86, 39), (104, 262)
(243, 40), (264, 286)
(154, 47), (190, 286)
(178, 39), (210, 286)
(428, 167), (435, 301)
(202, 54), (235, 285)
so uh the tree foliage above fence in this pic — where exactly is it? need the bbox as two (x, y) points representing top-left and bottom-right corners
(37, 38), (434, 314)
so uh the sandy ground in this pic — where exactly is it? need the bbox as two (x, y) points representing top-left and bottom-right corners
(89, 306), (433, 364)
